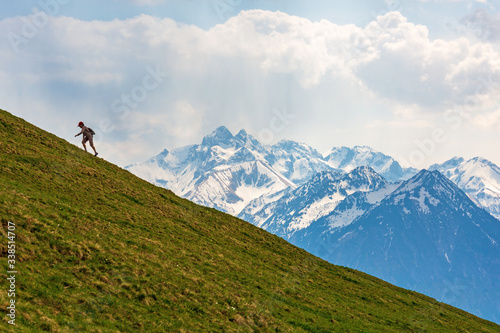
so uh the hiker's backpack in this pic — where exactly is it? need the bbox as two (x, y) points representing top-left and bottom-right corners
(88, 128), (96, 136)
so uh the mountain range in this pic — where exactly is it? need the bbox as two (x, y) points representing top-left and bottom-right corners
(126, 126), (417, 216)
(127, 126), (500, 324)
(127, 126), (500, 226)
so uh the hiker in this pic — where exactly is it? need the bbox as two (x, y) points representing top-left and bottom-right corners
(75, 121), (98, 157)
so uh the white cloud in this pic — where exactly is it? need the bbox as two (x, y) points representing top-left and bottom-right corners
(1, 9), (500, 166)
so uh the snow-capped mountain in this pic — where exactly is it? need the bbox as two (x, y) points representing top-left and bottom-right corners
(429, 157), (500, 220)
(127, 126), (295, 215)
(299, 170), (500, 324)
(244, 167), (391, 238)
(324, 146), (417, 182)
(128, 126), (347, 216)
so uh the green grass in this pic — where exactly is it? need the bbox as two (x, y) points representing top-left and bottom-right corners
(0, 108), (499, 332)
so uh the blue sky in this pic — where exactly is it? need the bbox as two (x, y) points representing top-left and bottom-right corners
(1, 0), (492, 35)
(1, 0), (499, 168)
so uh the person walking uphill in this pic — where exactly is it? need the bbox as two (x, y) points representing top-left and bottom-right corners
(75, 121), (98, 157)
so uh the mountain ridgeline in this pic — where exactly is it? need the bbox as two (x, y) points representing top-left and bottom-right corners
(1, 111), (499, 331)
(128, 125), (500, 325)
(127, 126), (417, 217)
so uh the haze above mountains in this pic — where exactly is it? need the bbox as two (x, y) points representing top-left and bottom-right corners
(127, 126), (500, 324)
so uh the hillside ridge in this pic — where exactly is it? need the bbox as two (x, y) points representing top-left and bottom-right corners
(0, 109), (498, 332)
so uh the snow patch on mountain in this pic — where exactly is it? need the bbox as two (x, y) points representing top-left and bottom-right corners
(365, 183), (400, 204)
(287, 192), (347, 232)
(327, 203), (366, 230)
(410, 188), (440, 214)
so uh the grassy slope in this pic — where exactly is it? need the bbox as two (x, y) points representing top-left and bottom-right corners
(0, 109), (498, 333)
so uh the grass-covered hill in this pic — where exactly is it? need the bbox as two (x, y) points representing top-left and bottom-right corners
(0, 108), (498, 332)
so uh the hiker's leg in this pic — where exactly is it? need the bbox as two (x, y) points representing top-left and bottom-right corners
(88, 137), (97, 155)
(82, 137), (89, 152)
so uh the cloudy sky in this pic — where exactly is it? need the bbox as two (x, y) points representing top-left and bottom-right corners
(1, 0), (499, 168)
